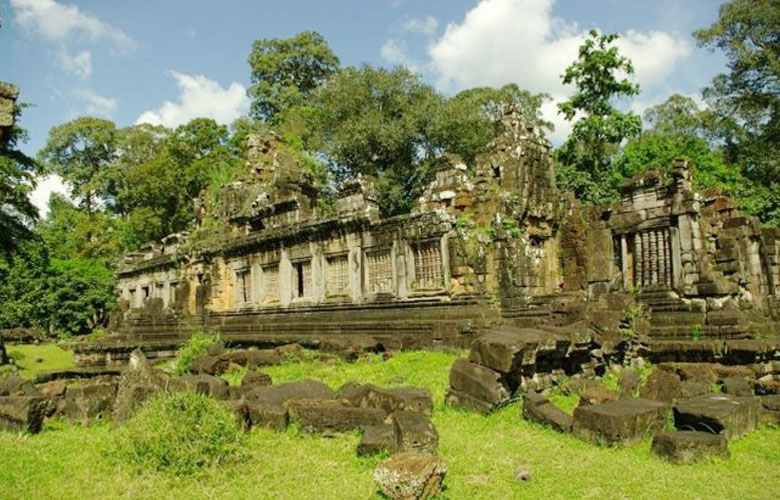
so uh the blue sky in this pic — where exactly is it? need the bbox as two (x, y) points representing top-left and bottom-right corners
(1, 0), (726, 213)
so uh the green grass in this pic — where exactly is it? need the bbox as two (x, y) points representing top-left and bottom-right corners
(6, 343), (75, 379)
(1, 350), (779, 499)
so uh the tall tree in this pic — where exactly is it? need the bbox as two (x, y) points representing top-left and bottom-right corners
(38, 117), (117, 215)
(556, 30), (642, 203)
(311, 65), (442, 216)
(694, 0), (780, 183)
(248, 31), (340, 121)
(0, 98), (40, 257)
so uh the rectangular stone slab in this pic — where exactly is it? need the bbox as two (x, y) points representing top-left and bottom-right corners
(572, 398), (668, 446)
(651, 431), (729, 464)
(673, 394), (761, 439)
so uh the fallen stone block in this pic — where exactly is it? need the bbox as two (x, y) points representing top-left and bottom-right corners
(169, 374), (229, 399)
(753, 378), (780, 395)
(444, 388), (496, 415)
(0, 374), (40, 397)
(62, 381), (117, 423)
(286, 399), (386, 433)
(36, 380), (66, 399)
(220, 399), (249, 430)
(681, 381), (711, 400)
(320, 335), (382, 361)
(572, 398), (668, 446)
(640, 370), (683, 403)
(651, 431), (729, 464)
(522, 393), (572, 432)
(392, 410), (439, 453)
(241, 371), (272, 387)
(447, 359), (510, 413)
(190, 355), (229, 376)
(722, 376), (753, 397)
(374, 452), (446, 500)
(674, 394), (761, 439)
(244, 379), (335, 406)
(246, 349), (283, 367)
(341, 383), (433, 415)
(0, 396), (47, 433)
(245, 401), (288, 430)
(113, 350), (168, 426)
(358, 422), (398, 456)
(760, 395), (780, 426)
(618, 369), (640, 395)
(274, 343), (305, 362)
(468, 326), (569, 374)
(578, 385), (619, 406)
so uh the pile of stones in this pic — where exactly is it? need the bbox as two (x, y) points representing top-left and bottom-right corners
(447, 325), (780, 465)
(0, 343), (445, 500)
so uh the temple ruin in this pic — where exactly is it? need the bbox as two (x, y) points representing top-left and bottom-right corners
(79, 106), (780, 365)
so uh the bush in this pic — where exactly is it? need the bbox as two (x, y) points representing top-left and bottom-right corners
(111, 391), (245, 474)
(173, 330), (221, 375)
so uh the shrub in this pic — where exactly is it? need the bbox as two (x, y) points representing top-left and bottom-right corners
(173, 330), (221, 375)
(111, 391), (245, 475)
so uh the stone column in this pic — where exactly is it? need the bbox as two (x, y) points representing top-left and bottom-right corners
(634, 232), (643, 288)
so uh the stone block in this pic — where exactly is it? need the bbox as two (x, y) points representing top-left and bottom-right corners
(0, 396), (47, 433)
(651, 431), (729, 464)
(374, 452), (446, 500)
(286, 399), (386, 433)
(241, 370), (272, 387)
(357, 422), (398, 456)
(674, 394), (761, 439)
(639, 370), (683, 403)
(444, 388), (495, 415)
(62, 381), (117, 423)
(245, 401), (288, 430)
(572, 398), (668, 446)
(522, 393), (572, 432)
(721, 376), (753, 397)
(578, 385), (619, 406)
(618, 369), (640, 395)
(760, 395), (780, 426)
(190, 355), (229, 375)
(245, 349), (283, 367)
(169, 374), (229, 399)
(681, 381), (711, 399)
(244, 379), (335, 406)
(0, 374), (39, 397)
(341, 383), (433, 415)
(392, 410), (439, 453)
(468, 326), (568, 374)
(447, 359), (510, 412)
(113, 350), (167, 426)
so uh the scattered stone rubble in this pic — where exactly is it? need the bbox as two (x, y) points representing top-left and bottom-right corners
(446, 323), (780, 463)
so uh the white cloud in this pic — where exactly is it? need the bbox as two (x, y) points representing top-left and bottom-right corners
(11, 0), (136, 51)
(403, 16), (439, 37)
(30, 174), (70, 218)
(57, 48), (92, 79)
(417, 0), (692, 144)
(135, 72), (250, 128)
(380, 39), (422, 73)
(76, 88), (118, 117)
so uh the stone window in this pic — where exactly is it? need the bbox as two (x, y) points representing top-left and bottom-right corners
(624, 228), (672, 289)
(141, 285), (150, 302)
(367, 248), (393, 294)
(129, 288), (137, 306)
(414, 240), (443, 290)
(235, 269), (251, 304)
(326, 254), (349, 296)
(292, 260), (312, 299)
(168, 281), (179, 306)
(261, 264), (279, 303)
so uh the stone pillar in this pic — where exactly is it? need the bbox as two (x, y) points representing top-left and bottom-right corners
(642, 231), (651, 288)
(620, 235), (629, 290)
(649, 230), (658, 286)
(634, 232), (643, 289)
(658, 229), (668, 289)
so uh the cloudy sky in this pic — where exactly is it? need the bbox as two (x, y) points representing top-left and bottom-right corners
(1, 0), (726, 214)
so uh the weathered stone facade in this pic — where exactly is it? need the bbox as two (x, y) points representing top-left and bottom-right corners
(0, 81), (19, 144)
(84, 106), (780, 364)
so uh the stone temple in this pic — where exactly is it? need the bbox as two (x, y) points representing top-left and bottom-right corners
(77, 106), (780, 365)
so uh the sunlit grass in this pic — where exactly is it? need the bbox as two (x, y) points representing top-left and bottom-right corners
(0, 350), (778, 499)
(5, 343), (75, 379)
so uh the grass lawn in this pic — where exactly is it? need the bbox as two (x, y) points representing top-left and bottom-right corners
(1, 350), (779, 499)
(5, 343), (75, 379)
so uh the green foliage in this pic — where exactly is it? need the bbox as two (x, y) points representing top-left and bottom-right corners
(38, 117), (117, 214)
(248, 31), (340, 120)
(691, 324), (702, 342)
(0, 102), (42, 257)
(694, 0), (780, 185)
(111, 391), (245, 475)
(173, 330), (221, 375)
(557, 30), (642, 203)
(7, 343), (76, 379)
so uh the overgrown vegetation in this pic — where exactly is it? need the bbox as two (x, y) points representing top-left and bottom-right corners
(172, 330), (221, 375)
(1, 350), (779, 499)
(110, 391), (246, 475)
